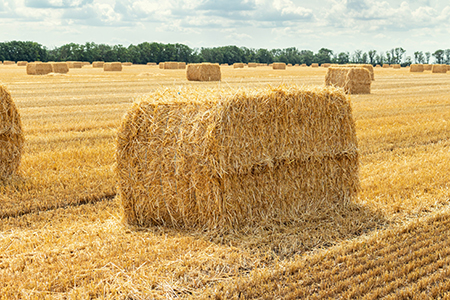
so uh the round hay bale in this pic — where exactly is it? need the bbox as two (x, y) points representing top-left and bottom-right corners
(103, 62), (122, 72)
(431, 64), (448, 73)
(410, 64), (424, 72)
(272, 62), (286, 70)
(116, 85), (359, 229)
(0, 85), (24, 178)
(186, 63), (221, 81)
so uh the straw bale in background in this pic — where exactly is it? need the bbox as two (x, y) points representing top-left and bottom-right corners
(67, 62), (82, 68)
(122, 62), (132, 66)
(147, 62), (157, 66)
(248, 63), (257, 68)
(392, 64), (401, 69)
(3, 61), (14, 65)
(220, 63), (229, 67)
(17, 61), (27, 66)
(432, 64), (448, 73)
(423, 64), (432, 71)
(178, 62), (186, 69)
(382, 64), (390, 68)
(311, 63), (319, 67)
(287, 63), (292, 67)
(186, 63), (221, 81)
(410, 64), (424, 72)
(26, 62), (53, 75)
(164, 62), (179, 69)
(82, 62), (90, 66)
(51, 62), (69, 74)
(0, 85), (24, 178)
(375, 65), (381, 68)
(103, 62), (122, 72)
(92, 61), (104, 68)
(233, 63), (244, 69)
(272, 62), (286, 70)
(116, 85), (359, 229)
(325, 67), (371, 94)
(159, 63), (165, 69)
(301, 64), (307, 67)
(322, 63), (331, 68)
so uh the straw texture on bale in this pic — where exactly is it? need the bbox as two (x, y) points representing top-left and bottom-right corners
(382, 64), (390, 68)
(159, 63), (165, 69)
(338, 64), (374, 81)
(67, 62), (82, 68)
(287, 63), (293, 67)
(116, 85), (359, 229)
(322, 63), (331, 68)
(3, 61), (15, 65)
(220, 64), (229, 67)
(325, 67), (371, 94)
(26, 62), (53, 75)
(392, 64), (401, 69)
(431, 64), (448, 73)
(51, 62), (69, 74)
(103, 62), (122, 72)
(0, 85), (24, 178)
(410, 64), (424, 72)
(311, 63), (319, 68)
(92, 61), (104, 68)
(122, 62), (132, 66)
(423, 64), (432, 71)
(248, 63), (257, 68)
(186, 63), (221, 81)
(164, 62), (179, 69)
(272, 62), (286, 70)
(82, 62), (90, 66)
(178, 62), (186, 69)
(301, 64), (307, 67)
(375, 65), (381, 68)
(17, 61), (27, 66)
(233, 63), (244, 69)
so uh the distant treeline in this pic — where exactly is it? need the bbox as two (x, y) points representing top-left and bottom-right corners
(1, 41), (449, 66)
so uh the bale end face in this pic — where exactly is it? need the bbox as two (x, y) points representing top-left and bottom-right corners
(26, 62), (53, 75)
(186, 63), (221, 81)
(51, 62), (69, 74)
(325, 67), (371, 94)
(116, 85), (359, 229)
(0, 85), (24, 178)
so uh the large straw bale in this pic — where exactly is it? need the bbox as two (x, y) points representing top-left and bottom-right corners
(17, 61), (27, 66)
(432, 64), (448, 73)
(178, 62), (186, 69)
(248, 63), (257, 68)
(339, 64), (374, 80)
(51, 62), (69, 74)
(272, 62), (286, 70)
(186, 63), (221, 81)
(410, 64), (424, 72)
(3, 61), (15, 65)
(164, 62), (179, 69)
(233, 63), (244, 69)
(392, 64), (401, 69)
(116, 85), (359, 229)
(325, 67), (371, 94)
(382, 64), (390, 68)
(423, 64), (432, 71)
(26, 62), (53, 75)
(103, 62), (122, 72)
(0, 85), (24, 178)
(311, 63), (319, 68)
(92, 61), (104, 68)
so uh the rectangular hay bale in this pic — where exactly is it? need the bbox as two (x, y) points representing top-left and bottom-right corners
(272, 62), (286, 70)
(423, 64), (432, 70)
(325, 67), (371, 94)
(51, 62), (69, 74)
(17, 61), (28, 66)
(233, 63), (244, 69)
(92, 61), (104, 68)
(164, 62), (179, 69)
(311, 63), (319, 68)
(116, 85), (359, 229)
(103, 62), (122, 71)
(410, 64), (424, 72)
(432, 64), (448, 73)
(26, 62), (53, 75)
(186, 63), (221, 81)
(178, 62), (186, 69)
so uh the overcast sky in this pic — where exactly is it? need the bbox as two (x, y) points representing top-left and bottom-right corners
(1, 0), (449, 57)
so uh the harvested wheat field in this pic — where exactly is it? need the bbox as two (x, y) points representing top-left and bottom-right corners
(0, 64), (449, 298)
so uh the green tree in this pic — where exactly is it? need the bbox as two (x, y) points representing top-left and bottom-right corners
(432, 49), (445, 64)
(425, 52), (431, 64)
(368, 50), (377, 65)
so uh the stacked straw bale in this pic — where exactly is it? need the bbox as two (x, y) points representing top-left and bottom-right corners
(26, 62), (53, 75)
(273, 62), (286, 70)
(382, 64), (390, 68)
(159, 63), (165, 69)
(116, 85), (359, 229)
(311, 63), (319, 67)
(233, 63), (244, 69)
(0, 85), (24, 178)
(392, 64), (401, 69)
(410, 64), (424, 72)
(186, 63), (221, 81)
(325, 67), (371, 94)
(92, 61), (104, 68)
(104, 62), (122, 72)
(51, 62), (69, 74)
(17, 61), (27, 66)
(423, 64), (432, 71)
(164, 62), (179, 69)
(432, 64), (448, 73)
(248, 63), (257, 68)
(3, 61), (15, 65)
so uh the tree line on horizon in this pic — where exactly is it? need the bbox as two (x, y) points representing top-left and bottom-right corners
(1, 41), (449, 66)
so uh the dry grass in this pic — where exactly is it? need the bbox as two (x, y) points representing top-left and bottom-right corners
(0, 64), (449, 298)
